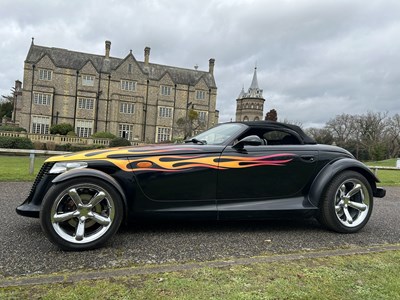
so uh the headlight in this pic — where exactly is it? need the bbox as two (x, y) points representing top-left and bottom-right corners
(49, 162), (88, 174)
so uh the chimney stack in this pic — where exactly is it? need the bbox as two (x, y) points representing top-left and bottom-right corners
(209, 58), (215, 75)
(105, 40), (111, 58)
(14, 80), (22, 94)
(144, 47), (151, 66)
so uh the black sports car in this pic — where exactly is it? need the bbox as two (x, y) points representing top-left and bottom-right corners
(17, 121), (386, 250)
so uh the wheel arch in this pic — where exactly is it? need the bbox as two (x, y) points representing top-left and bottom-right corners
(308, 158), (378, 207)
(52, 168), (129, 222)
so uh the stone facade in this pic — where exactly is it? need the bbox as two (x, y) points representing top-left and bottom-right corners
(15, 40), (218, 143)
(235, 67), (265, 121)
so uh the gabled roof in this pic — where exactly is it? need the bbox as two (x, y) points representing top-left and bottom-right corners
(25, 44), (216, 88)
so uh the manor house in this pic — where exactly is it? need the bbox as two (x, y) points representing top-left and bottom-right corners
(14, 40), (218, 143)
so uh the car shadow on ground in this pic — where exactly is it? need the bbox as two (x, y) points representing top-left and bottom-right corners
(118, 217), (325, 234)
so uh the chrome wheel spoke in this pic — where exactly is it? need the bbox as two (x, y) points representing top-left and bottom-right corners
(339, 184), (346, 197)
(335, 200), (344, 213)
(75, 218), (86, 241)
(89, 212), (111, 226)
(346, 184), (362, 198)
(348, 201), (367, 212)
(68, 188), (84, 207)
(53, 211), (77, 223)
(88, 191), (106, 208)
(343, 207), (353, 224)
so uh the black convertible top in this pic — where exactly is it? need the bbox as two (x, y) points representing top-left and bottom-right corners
(240, 121), (317, 145)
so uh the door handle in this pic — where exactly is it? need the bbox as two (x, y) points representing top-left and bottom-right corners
(301, 155), (315, 162)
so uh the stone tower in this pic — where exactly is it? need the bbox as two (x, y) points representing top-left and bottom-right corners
(235, 67), (265, 121)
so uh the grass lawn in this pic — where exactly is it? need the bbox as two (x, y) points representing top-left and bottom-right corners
(0, 155), (46, 181)
(1, 250), (400, 299)
(366, 158), (398, 167)
(365, 158), (400, 186)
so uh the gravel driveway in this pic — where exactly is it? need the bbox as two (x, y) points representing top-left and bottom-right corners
(1, 182), (399, 278)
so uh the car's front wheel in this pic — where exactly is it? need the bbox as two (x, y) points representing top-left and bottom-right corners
(40, 177), (123, 250)
(318, 171), (373, 233)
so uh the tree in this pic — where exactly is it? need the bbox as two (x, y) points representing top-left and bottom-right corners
(356, 112), (388, 161)
(326, 114), (357, 147)
(280, 118), (303, 128)
(306, 127), (334, 145)
(176, 109), (205, 139)
(322, 112), (393, 161)
(265, 109), (278, 121)
(0, 94), (13, 121)
(385, 114), (400, 158)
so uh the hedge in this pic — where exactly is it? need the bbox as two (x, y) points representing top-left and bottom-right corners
(109, 137), (131, 147)
(0, 136), (33, 149)
(54, 143), (105, 152)
(0, 125), (27, 132)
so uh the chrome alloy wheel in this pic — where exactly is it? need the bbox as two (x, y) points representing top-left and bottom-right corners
(50, 183), (115, 244)
(334, 179), (370, 228)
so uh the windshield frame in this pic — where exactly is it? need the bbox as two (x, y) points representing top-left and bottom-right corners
(189, 123), (248, 146)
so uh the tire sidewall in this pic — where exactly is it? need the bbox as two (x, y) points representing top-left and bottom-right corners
(319, 171), (373, 233)
(40, 177), (123, 251)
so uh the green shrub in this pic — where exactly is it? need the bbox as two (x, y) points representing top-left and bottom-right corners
(33, 141), (45, 150)
(46, 141), (56, 151)
(0, 136), (33, 149)
(55, 143), (72, 151)
(67, 131), (77, 137)
(91, 131), (116, 139)
(0, 125), (27, 132)
(109, 137), (131, 147)
(50, 123), (74, 135)
(55, 143), (105, 152)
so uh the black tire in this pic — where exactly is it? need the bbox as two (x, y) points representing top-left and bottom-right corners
(317, 171), (373, 233)
(40, 177), (123, 251)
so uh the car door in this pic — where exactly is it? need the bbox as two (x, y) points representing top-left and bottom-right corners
(128, 145), (223, 218)
(217, 130), (318, 218)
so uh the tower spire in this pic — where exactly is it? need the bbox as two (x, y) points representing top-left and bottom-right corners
(249, 66), (259, 90)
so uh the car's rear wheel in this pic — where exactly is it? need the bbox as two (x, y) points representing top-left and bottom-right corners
(40, 177), (123, 250)
(318, 171), (373, 233)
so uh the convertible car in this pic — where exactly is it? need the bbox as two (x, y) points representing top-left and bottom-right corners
(17, 121), (385, 250)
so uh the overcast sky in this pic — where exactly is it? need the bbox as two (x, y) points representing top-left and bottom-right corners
(1, 0), (400, 128)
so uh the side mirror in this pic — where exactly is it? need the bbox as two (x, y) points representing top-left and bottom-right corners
(233, 135), (263, 149)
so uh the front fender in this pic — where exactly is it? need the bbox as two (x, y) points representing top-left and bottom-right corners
(52, 168), (128, 221)
(308, 158), (379, 207)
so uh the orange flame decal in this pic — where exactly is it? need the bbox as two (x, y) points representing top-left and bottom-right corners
(108, 153), (296, 172)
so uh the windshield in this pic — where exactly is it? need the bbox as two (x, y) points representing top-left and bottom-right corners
(189, 123), (246, 145)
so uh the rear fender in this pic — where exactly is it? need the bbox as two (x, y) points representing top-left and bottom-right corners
(308, 158), (379, 207)
(52, 168), (128, 221)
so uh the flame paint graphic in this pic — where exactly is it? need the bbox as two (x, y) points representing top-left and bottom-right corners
(45, 145), (296, 173)
(47, 146), (201, 162)
(108, 153), (296, 172)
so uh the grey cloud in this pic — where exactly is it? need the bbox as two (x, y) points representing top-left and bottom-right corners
(1, 0), (400, 128)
